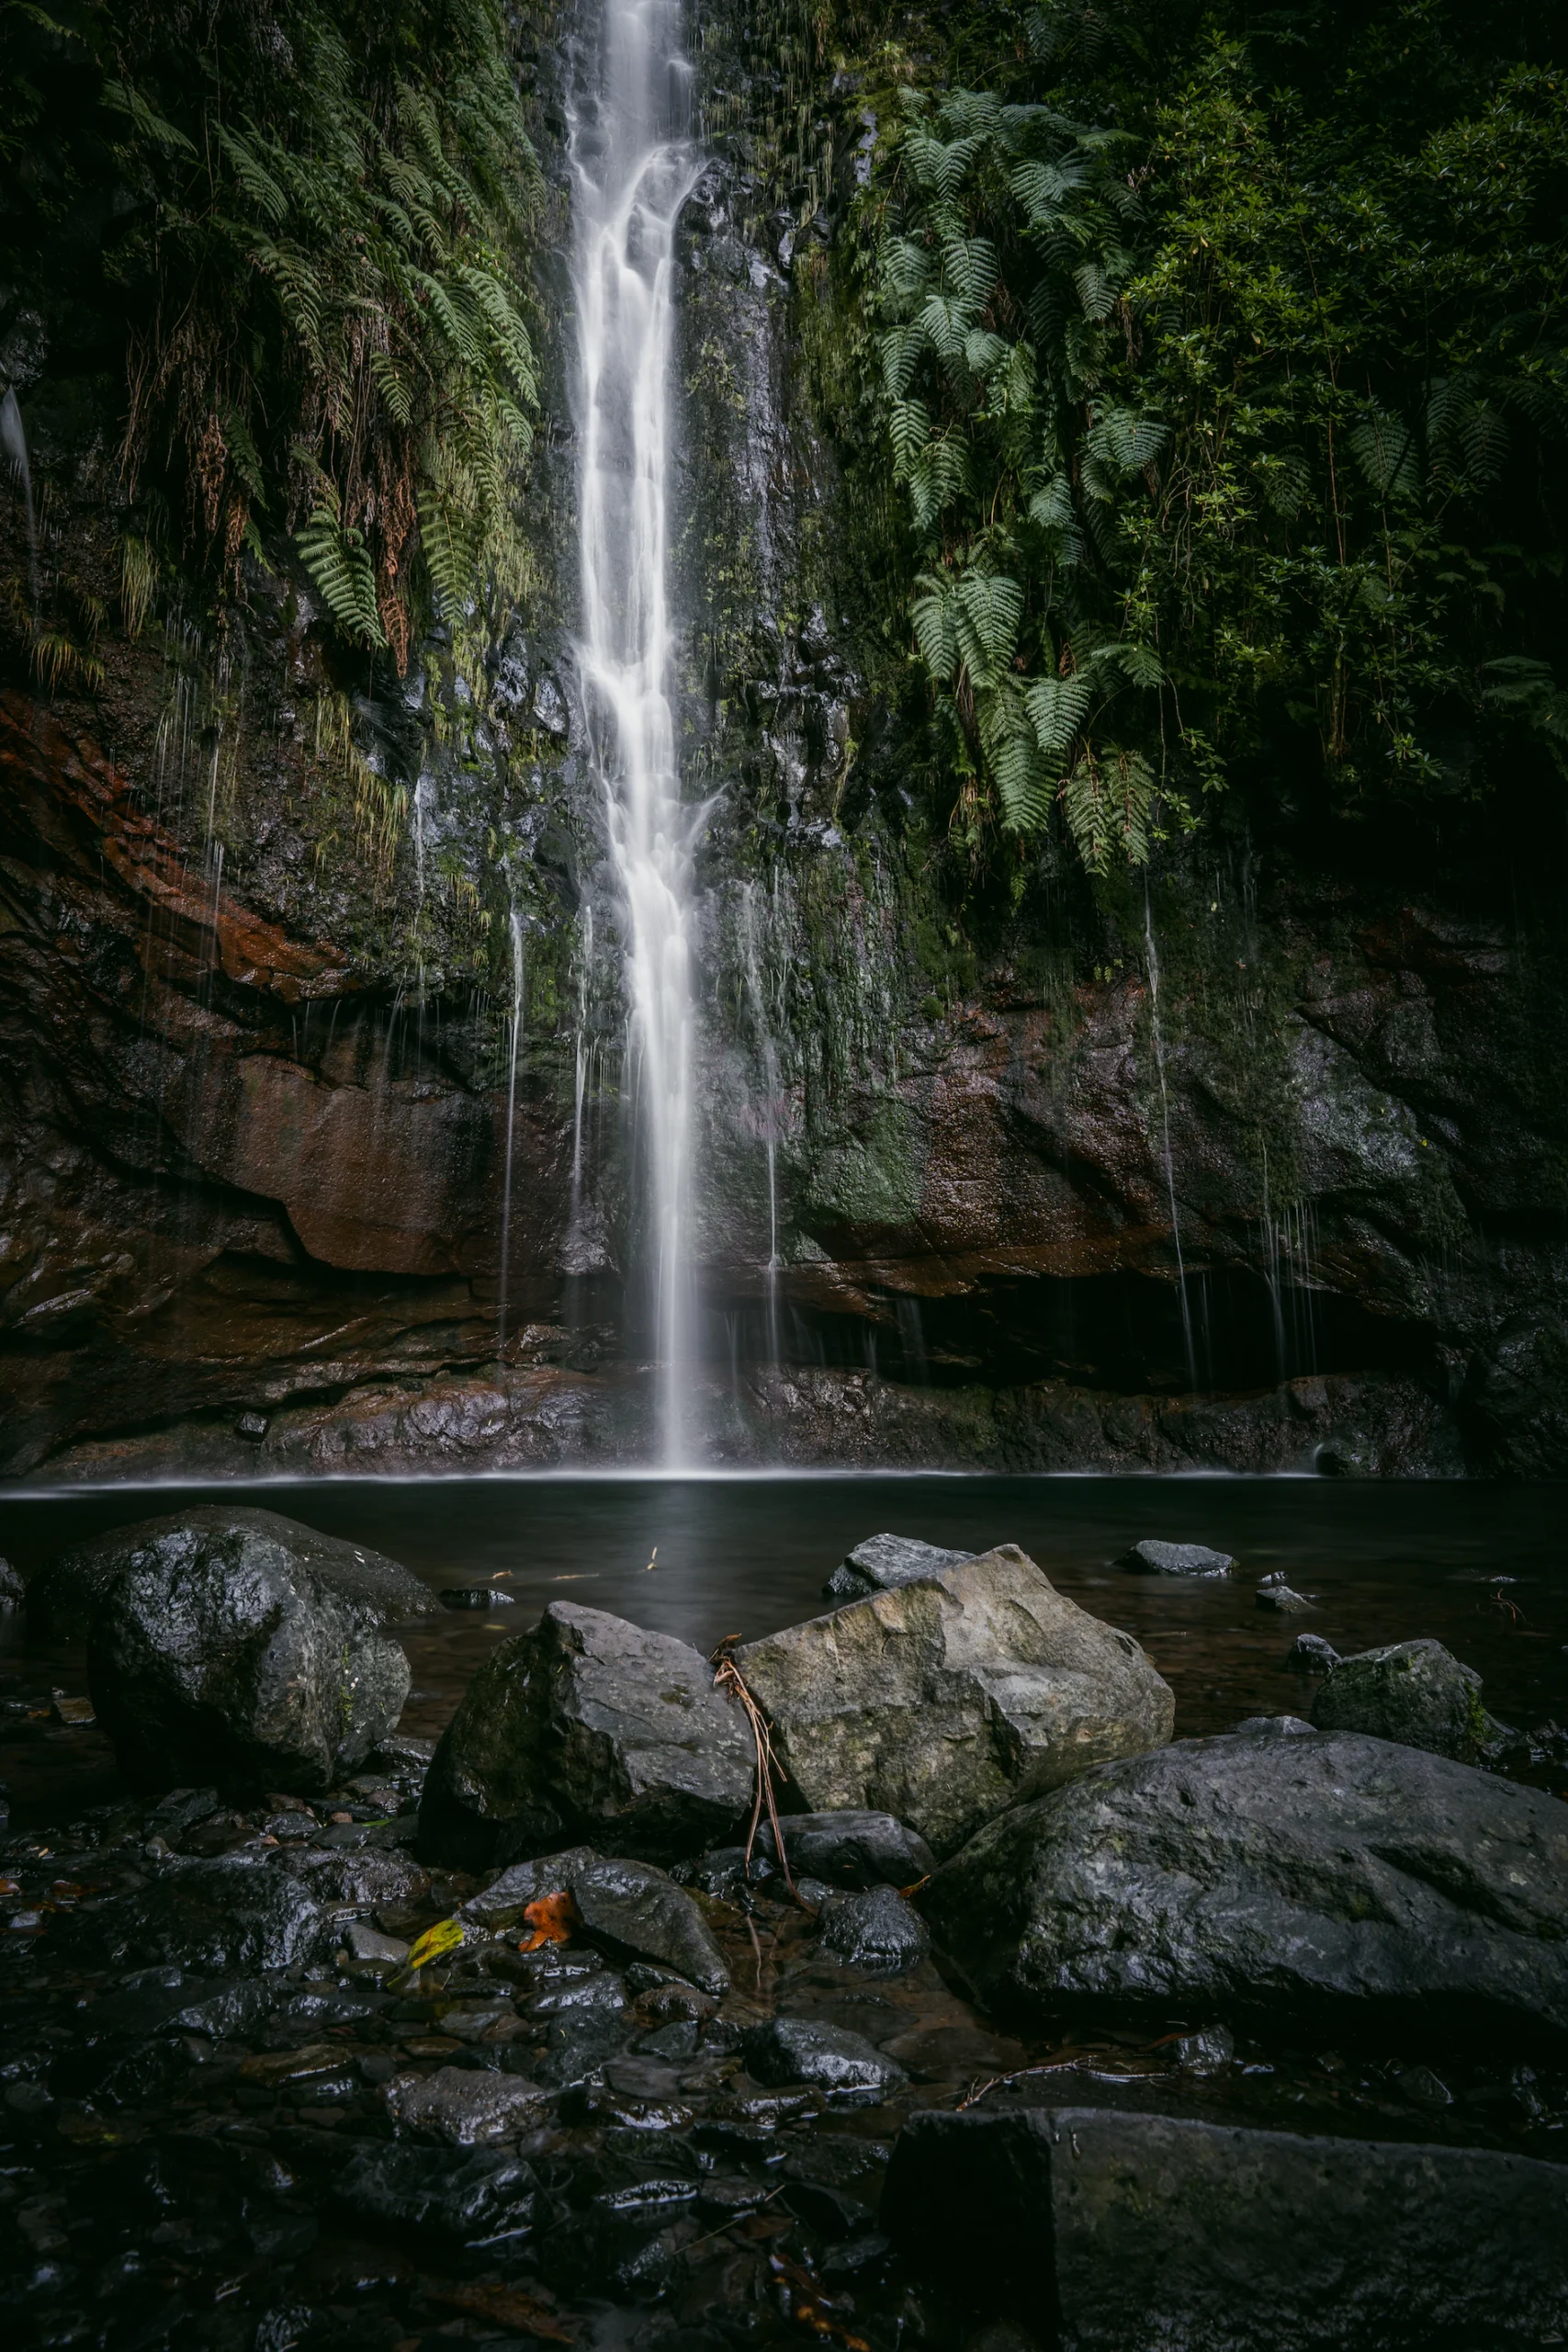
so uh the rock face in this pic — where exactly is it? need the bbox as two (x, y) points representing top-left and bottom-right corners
(885, 2103), (1568, 2351)
(28, 1506), (434, 1643)
(823, 1533), (975, 1602)
(736, 1545), (1174, 1859)
(1122, 1539), (1233, 1577)
(76, 1852), (331, 1974)
(86, 1532), (410, 1795)
(418, 1602), (754, 1870)
(921, 1725), (1568, 2048)
(1311, 1635), (1490, 1758)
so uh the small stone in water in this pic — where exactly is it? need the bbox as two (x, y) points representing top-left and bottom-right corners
(1397, 2063), (1453, 2109)
(344, 1919), (410, 1970)
(1285, 1633), (1340, 1673)
(439, 1586), (517, 1611)
(1174, 2026), (1235, 2073)
(1122, 1540), (1235, 1577)
(1256, 1580), (1314, 1613)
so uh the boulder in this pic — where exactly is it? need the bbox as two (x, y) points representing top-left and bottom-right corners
(736, 1546), (1173, 1860)
(1120, 1540), (1233, 1577)
(740, 2018), (908, 2106)
(920, 1725), (1568, 2049)
(459, 1846), (728, 1994)
(819, 1884), (931, 1973)
(86, 1534), (410, 1795)
(1311, 1635), (1491, 1759)
(75, 1852), (329, 1974)
(884, 2103), (1568, 2351)
(385, 2065), (547, 2146)
(418, 1602), (754, 1870)
(755, 1810), (935, 1889)
(824, 1532), (975, 1602)
(28, 1505), (434, 1642)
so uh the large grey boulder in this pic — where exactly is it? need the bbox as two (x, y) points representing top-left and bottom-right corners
(736, 1545), (1173, 1860)
(419, 1601), (754, 1870)
(885, 2103), (1568, 2351)
(86, 1534), (410, 1795)
(823, 1532), (975, 1602)
(29, 1506), (434, 1643)
(922, 1724), (1568, 2048)
(1311, 1635), (1491, 1758)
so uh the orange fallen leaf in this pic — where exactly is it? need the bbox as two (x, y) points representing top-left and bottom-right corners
(518, 1890), (579, 1951)
(431, 2283), (575, 2341)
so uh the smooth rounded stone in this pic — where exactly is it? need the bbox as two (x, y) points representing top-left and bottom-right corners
(1311, 1636), (1491, 1760)
(1120, 1540), (1234, 1577)
(884, 2103), (1568, 2351)
(459, 1844), (600, 1930)
(570, 1855), (729, 1996)
(75, 1851), (329, 1973)
(820, 1885), (931, 1973)
(1229, 1714), (1314, 1736)
(86, 1537), (410, 1796)
(920, 1726), (1568, 2047)
(737, 1546), (1174, 1860)
(343, 1921), (411, 1971)
(384, 2064), (547, 2146)
(29, 1505), (434, 1643)
(823, 1533), (976, 1603)
(418, 1600), (754, 1870)
(755, 1810), (936, 1889)
(741, 2018), (908, 2105)
(1285, 1633), (1340, 1674)
(333, 2142), (538, 2243)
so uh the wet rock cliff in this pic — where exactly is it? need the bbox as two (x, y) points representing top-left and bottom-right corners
(3, 6), (1566, 1482)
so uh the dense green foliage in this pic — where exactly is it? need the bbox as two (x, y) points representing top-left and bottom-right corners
(860, 0), (1568, 866)
(3, 0), (536, 668)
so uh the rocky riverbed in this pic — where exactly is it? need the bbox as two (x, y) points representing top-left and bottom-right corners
(1, 1513), (1566, 2352)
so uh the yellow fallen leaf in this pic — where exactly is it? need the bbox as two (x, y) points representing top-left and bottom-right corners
(405, 1916), (466, 1970)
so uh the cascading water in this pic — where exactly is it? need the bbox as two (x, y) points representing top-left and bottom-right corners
(573, 0), (701, 1464)
(495, 902), (526, 1354)
(1143, 885), (1200, 1392)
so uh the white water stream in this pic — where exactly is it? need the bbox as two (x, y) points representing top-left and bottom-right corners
(573, 0), (700, 1464)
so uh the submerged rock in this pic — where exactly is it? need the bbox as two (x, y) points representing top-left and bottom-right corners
(333, 2143), (539, 2244)
(920, 1724), (1568, 2047)
(1285, 1632), (1340, 1673)
(28, 1505), (434, 1642)
(823, 1532), (975, 1602)
(755, 1810), (935, 1889)
(418, 1601), (754, 1870)
(737, 1545), (1173, 1859)
(885, 2103), (1568, 2351)
(1255, 1578), (1314, 1613)
(87, 1532), (410, 1795)
(1120, 1539), (1234, 1577)
(1311, 1635), (1491, 1759)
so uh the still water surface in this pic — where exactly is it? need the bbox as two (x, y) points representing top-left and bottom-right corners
(3, 1476), (1564, 1822)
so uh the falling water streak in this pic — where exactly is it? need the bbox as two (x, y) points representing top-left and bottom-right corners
(496, 907), (526, 1356)
(1, 389), (40, 627)
(572, 1), (701, 1464)
(1143, 884), (1200, 1392)
(571, 902), (595, 1211)
(737, 880), (783, 1367)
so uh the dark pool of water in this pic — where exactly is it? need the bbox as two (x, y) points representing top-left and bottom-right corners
(3, 1476), (1565, 1826)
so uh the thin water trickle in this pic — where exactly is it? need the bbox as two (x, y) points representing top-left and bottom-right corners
(1, 386), (40, 628)
(737, 879), (784, 1365)
(573, 0), (701, 1464)
(570, 900), (595, 1213)
(495, 903), (526, 1354)
(1144, 883), (1200, 1392)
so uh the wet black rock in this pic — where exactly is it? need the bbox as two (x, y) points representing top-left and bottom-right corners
(755, 1810), (935, 1889)
(1285, 1633), (1340, 1673)
(28, 1504), (435, 1642)
(571, 1854), (730, 1995)
(419, 1600), (754, 1869)
(921, 1725), (1568, 2048)
(333, 2142), (538, 2244)
(440, 1585), (518, 1610)
(738, 1547), (1174, 1860)
(1255, 1577), (1314, 1614)
(819, 1885), (931, 1973)
(81, 1965), (269, 2044)
(740, 2018), (908, 2105)
(823, 1532), (975, 1602)
(78, 1850), (329, 1973)
(1311, 1635), (1492, 1760)
(885, 2103), (1568, 2351)
(0, 1557), (22, 1608)
(385, 2063), (548, 2144)
(1121, 1540), (1234, 1577)
(86, 1533), (411, 1795)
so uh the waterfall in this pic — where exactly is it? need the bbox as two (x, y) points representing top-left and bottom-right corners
(572, 0), (700, 1464)
(1143, 885), (1200, 1392)
(0, 387), (39, 627)
(737, 879), (784, 1367)
(495, 903), (526, 1355)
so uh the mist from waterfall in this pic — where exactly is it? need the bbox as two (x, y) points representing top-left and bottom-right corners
(572, 0), (700, 1464)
